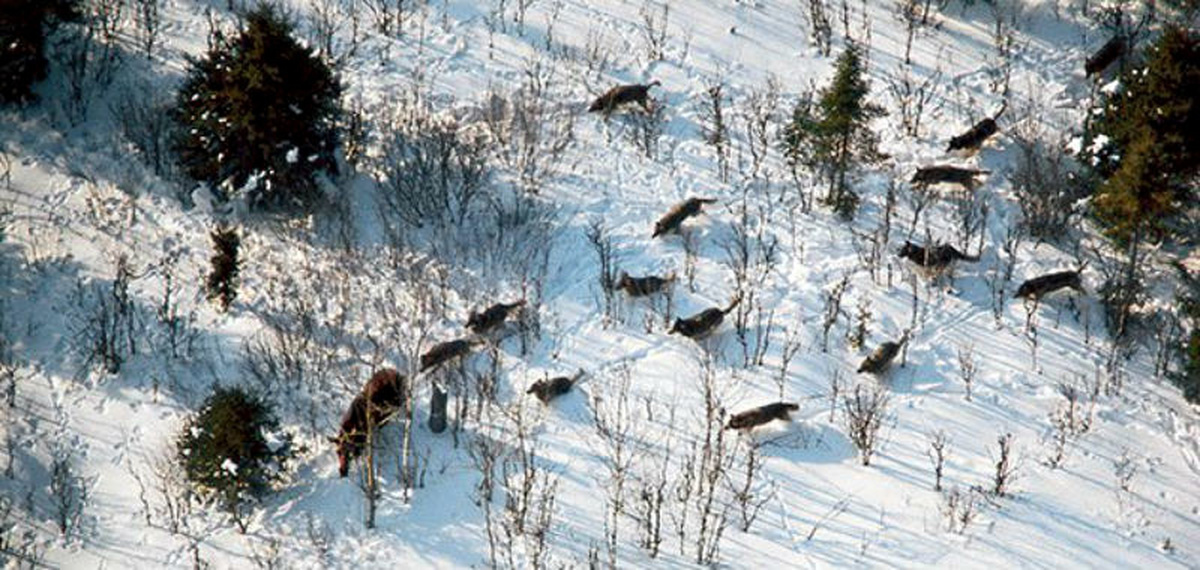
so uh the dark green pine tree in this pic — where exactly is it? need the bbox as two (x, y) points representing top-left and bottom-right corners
(1090, 25), (1199, 245)
(177, 385), (294, 520)
(172, 4), (341, 210)
(783, 45), (885, 219)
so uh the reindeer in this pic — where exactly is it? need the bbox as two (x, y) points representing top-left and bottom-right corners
(947, 103), (1006, 153)
(1015, 270), (1085, 300)
(615, 270), (676, 297)
(725, 402), (800, 431)
(911, 165), (989, 190)
(331, 368), (408, 478)
(527, 369), (585, 404)
(1086, 36), (1125, 77)
(420, 338), (480, 372)
(858, 333), (908, 375)
(898, 241), (979, 269)
(589, 80), (661, 115)
(467, 300), (525, 334)
(653, 197), (717, 238)
(669, 297), (740, 338)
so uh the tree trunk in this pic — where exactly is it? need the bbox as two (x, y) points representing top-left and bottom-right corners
(428, 383), (448, 433)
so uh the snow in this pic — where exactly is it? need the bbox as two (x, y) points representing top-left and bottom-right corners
(0, 1), (1196, 569)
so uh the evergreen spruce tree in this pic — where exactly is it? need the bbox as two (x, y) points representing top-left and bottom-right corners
(1090, 25), (1198, 244)
(206, 225), (240, 311)
(172, 4), (341, 209)
(177, 385), (294, 522)
(783, 45), (885, 219)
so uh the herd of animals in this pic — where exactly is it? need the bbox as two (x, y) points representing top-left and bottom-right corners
(331, 35), (1122, 477)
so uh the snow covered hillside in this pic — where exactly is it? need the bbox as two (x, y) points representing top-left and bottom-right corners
(1, 0), (1197, 568)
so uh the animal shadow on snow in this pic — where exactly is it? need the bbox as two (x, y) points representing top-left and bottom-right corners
(753, 420), (855, 464)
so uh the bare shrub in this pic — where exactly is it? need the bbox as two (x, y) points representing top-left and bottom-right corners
(741, 79), (782, 181)
(685, 356), (733, 565)
(799, 0), (834, 56)
(592, 365), (637, 567)
(699, 80), (731, 182)
(1011, 132), (1082, 241)
(941, 486), (980, 534)
(132, 0), (161, 56)
(639, 0), (670, 63)
(951, 190), (988, 256)
(482, 58), (575, 195)
(0, 301), (18, 408)
(926, 429), (948, 491)
(988, 226), (1021, 324)
(990, 433), (1018, 497)
(373, 96), (491, 228)
(887, 61), (941, 137)
(624, 102), (668, 161)
(71, 255), (138, 375)
(956, 343), (978, 401)
(111, 81), (175, 177)
(820, 274), (850, 352)
(731, 438), (773, 532)
(847, 297), (871, 350)
(843, 384), (889, 466)
(634, 423), (671, 558)
(585, 219), (619, 326)
(721, 200), (780, 366)
(1046, 378), (1094, 468)
(153, 250), (199, 362)
(49, 435), (90, 541)
(0, 495), (46, 568)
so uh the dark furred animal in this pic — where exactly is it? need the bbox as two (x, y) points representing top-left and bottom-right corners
(332, 368), (407, 478)
(467, 300), (525, 334)
(420, 338), (477, 372)
(911, 165), (989, 189)
(589, 80), (661, 114)
(858, 337), (906, 374)
(898, 241), (979, 268)
(616, 271), (676, 297)
(1085, 36), (1125, 77)
(947, 103), (1006, 153)
(725, 402), (800, 431)
(653, 197), (717, 237)
(1015, 270), (1085, 300)
(669, 297), (740, 338)
(527, 369), (584, 404)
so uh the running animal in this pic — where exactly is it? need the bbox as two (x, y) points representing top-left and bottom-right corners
(527, 369), (585, 404)
(615, 271), (676, 297)
(947, 103), (1006, 153)
(420, 338), (479, 372)
(725, 402), (800, 431)
(898, 241), (979, 269)
(857, 336), (907, 375)
(653, 197), (718, 238)
(331, 368), (407, 477)
(911, 165), (989, 190)
(589, 80), (661, 115)
(669, 297), (740, 338)
(1015, 270), (1085, 300)
(467, 300), (525, 334)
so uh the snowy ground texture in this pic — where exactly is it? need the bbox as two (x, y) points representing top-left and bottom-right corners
(2, 0), (1198, 568)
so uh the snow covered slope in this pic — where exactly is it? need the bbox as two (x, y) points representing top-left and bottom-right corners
(1, 1), (1197, 568)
